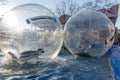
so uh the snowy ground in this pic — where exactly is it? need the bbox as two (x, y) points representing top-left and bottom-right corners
(0, 50), (113, 80)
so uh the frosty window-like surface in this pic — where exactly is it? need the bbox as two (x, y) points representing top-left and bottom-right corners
(64, 10), (115, 57)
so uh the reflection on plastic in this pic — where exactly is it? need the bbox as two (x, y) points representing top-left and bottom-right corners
(0, 3), (63, 64)
(64, 10), (115, 57)
(109, 45), (120, 80)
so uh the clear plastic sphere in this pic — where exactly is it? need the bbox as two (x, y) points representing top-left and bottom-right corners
(64, 10), (115, 57)
(0, 3), (63, 63)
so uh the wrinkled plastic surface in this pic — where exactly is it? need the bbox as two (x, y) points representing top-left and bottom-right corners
(109, 45), (120, 80)
(0, 50), (112, 80)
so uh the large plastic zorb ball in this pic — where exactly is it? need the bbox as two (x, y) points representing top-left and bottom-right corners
(64, 10), (115, 57)
(0, 4), (63, 63)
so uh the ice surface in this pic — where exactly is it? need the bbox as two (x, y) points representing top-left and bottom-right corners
(0, 50), (112, 80)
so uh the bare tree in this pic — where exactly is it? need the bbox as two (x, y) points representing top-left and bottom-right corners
(55, 0), (81, 16)
(67, 0), (81, 15)
(82, 0), (116, 10)
(56, 0), (66, 16)
(102, 0), (117, 9)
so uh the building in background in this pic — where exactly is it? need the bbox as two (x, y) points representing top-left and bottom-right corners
(59, 4), (119, 26)
(99, 4), (119, 25)
(59, 14), (70, 27)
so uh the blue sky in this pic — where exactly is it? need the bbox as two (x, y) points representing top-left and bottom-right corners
(0, 0), (120, 28)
